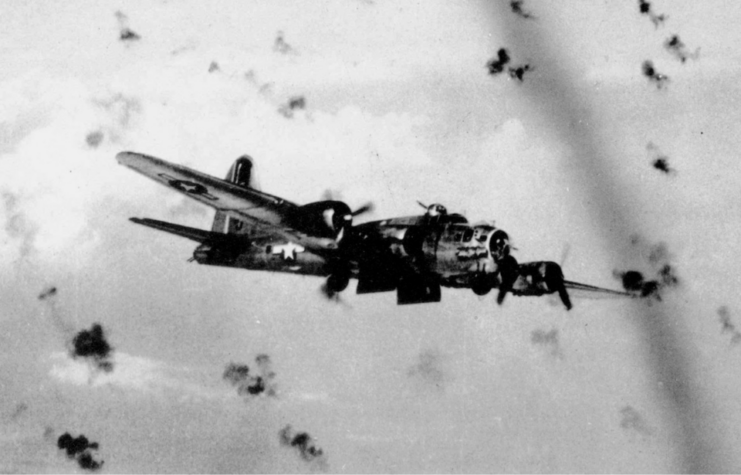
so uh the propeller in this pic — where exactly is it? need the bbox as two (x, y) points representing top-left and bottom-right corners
(351, 202), (374, 217)
(495, 255), (520, 305)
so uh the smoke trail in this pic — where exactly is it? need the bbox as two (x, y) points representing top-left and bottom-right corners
(493, 3), (722, 470)
(38, 285), (75, 338)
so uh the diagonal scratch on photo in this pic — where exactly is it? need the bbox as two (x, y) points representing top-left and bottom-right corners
(1, 1), (740, 473)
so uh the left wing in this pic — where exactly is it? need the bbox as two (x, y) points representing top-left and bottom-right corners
(117, 152), (340, 253)
(563, 280), (634, 299)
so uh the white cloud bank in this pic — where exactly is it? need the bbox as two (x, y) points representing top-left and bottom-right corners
(49, 351), (222, 402)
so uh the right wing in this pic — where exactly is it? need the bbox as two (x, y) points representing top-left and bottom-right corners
(117, 152), (340, 253)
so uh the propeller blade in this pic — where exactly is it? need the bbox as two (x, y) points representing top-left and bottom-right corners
(352, 202), (374, 217)
(322, 189), (336, 201)
(560, 243), (571, 267)
(495, 255), (519, 306)
(320, 281), (341, 302)
(557, 285), (572, 310)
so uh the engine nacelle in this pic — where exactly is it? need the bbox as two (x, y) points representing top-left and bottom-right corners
(472, 224), (511, 262)
(290, 200), (353, 240)
(512, 261), (572, 309)
(512, 261), (562, 295)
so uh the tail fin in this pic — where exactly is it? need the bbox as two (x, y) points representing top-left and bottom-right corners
(212, 155), (259, 234)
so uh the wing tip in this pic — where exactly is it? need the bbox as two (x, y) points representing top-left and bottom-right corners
(115, 151), (136, 164)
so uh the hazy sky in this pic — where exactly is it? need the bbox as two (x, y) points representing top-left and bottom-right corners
(2, 0), (741, 472)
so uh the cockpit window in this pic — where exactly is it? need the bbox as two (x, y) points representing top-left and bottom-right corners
(449, 225), (474, 242)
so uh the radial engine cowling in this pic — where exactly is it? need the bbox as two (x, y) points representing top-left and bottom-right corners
(291, 200), (353, 240)
(472, 225), (511, 262)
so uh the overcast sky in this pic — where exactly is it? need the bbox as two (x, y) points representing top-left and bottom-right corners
(2, 0), (741, 472)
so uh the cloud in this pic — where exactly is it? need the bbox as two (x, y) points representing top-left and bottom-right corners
(1, 191), (38, 261)
(717, 306), (741, 345)
(49, 351), (221, 400)
(407, 348), (446, 388)
(85, 130), (104, 148)
(531, 328), (563, 359)
(0, 45), (436, 270)
(273, 31), (297, 55)
(57, 432), (104, 471)
(3, 403), (28, 424)
(619, 405), (653, 436)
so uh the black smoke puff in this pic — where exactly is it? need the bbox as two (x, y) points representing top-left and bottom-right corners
(664, 35), (698, 63)
(223, 356), (276, 398)
(619, 270), (645, 292)
(510, 0), (535, 19)
(85, 131), (104, 148)
(279, 425), (324, 462)
(508, 64), (532, 82)
(279, 96), (307, 118)
(71, 324), (114, 372)
(119, 28), (140, 42)
(642, 60), (669, 89)
(652, 158), (675, 175)
(638, 0), (666, 27)
(57, 432), (104, 471)
(38, 286), (57, 300)
(487, 49), (511, 75)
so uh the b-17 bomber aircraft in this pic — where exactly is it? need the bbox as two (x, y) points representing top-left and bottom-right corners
(117, 151), (629, 309)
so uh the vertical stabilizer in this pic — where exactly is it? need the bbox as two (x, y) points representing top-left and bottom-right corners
(212, 155), (259, 234)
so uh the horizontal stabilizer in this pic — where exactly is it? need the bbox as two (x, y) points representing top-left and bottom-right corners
(130, 217), (217, 243)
